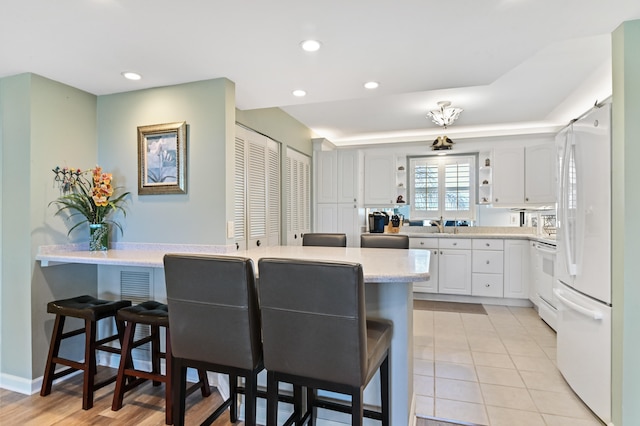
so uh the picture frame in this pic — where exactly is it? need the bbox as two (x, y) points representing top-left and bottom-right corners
(137, 121), (187, 195)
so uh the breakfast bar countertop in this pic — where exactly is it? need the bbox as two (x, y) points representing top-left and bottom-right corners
(36, 242), (431, 283)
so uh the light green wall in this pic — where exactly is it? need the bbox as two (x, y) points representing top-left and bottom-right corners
(611, 19), (640, 426)
(97, 79), (236, 245)
(236, 107), (313, 156)
(0, 73), (98, 384)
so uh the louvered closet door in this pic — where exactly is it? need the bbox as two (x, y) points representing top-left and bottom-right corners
(286, 148), (311, 245)
(235, 125), (281, 249)
(234, 132), (247, 250)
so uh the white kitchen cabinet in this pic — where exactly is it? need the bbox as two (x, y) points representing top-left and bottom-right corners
(524, 143), (556, 204)
(439, 239), (472, 295)
(313, 150), (361, 246)
(337, 150), (360, 204)
(492, 143), (556, 206)
(492, 147), (525, 205)
(337, 203), (361, 247)
(409, 237), (439, 293)
(315, 150), (338, 204)
(364, 154), (396, 205)
(504, 239), (531, 299)
(471, 238), (504, 297)
(315, 203), (338, 235)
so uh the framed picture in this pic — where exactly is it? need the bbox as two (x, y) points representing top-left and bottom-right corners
(137, 121), (187, 195)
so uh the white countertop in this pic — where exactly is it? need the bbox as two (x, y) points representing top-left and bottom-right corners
(36, 243), (431, 283)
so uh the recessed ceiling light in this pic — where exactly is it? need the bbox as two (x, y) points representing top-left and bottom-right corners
(292, 89), (307, 97)
(300, 40), (321, 52)
(121, 71), (142, 81)
(364, 81), (379, 89)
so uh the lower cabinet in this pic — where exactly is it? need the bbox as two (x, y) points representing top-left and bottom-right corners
(438, 239), (472, 295)
(410, 236), (530, 300)
(504, 240), (530, 299)
(410, 238), (438, 293)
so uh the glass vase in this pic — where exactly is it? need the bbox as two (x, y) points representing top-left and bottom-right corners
(89, 223), (109, 251)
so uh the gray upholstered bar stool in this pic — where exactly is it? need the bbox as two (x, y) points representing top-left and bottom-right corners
(302, 232), (347, 247)
(360, 233), (409, 249)
(163, 254), (266, 426)
(40, 295), (132, 410)
(111, 300), (211, 425)
(258, 258), (392, 426)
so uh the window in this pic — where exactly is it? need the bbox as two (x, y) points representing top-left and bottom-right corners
(410, 155), (475, 220)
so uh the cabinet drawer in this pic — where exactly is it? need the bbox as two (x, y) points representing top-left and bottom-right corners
(472, 239), (504, 250)
(472, 273), (504, 297)
(472, 250), (504, 273)
(409, 238), (438, 250)
(439, 238), (471, 250)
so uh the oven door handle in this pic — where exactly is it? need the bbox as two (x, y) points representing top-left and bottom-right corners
(535, 244), (556, 255)
(553, 288), (603, 320)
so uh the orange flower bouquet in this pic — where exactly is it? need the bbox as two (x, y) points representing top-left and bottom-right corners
(51, 166), (130, 250)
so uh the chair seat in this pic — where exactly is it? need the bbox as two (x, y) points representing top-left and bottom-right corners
(47, 295), (131, 321)
(116, 300), (169, 327)
(365, 318), (393, 385)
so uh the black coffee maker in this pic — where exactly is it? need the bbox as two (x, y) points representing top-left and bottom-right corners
(368, 212), (388, 233)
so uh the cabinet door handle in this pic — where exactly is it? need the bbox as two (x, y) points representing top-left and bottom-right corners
(420, 241), (425, 245)
(525, 197), (529, 201)
(485, 243), (490, 247)
(495, 198), (499, 202)
(433, 250), (437, 255)
(256, 240), (261, 247)
(486, 260), (490, 264)
(453, 242), (457, 246)
(485, 283), (491, 287)
(440, 251), (443, 255)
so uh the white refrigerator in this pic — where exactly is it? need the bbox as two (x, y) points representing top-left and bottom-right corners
(554, 102), (612, 425)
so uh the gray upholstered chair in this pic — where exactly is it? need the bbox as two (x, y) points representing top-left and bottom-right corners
(302, 232), (347, 247)
(360, 234), (409, 249)
(163, 254), (264, 426)
(258, 258), (392, 426)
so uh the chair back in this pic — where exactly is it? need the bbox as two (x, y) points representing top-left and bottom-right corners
(302, 233), (347, 247)
(360, 234), (409, 249)
(163, 254), (262, 370)
(258, 258), (367, 387)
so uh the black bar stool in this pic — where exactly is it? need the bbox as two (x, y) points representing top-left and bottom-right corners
(40, 294), (132, 410)
(111, 300), (211, 425)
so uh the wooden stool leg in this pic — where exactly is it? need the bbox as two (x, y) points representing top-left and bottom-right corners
(164, 327), (173, 425)
(152, 324), (161, 387)
(40, 314), (66, 397)
(171, 358), (187, 426)
(83, 319), (97, 410)
(111, 319), (136, 411)
(197, 370), (211, 397)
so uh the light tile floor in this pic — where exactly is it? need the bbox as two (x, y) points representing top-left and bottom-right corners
(413, 305), (604, 426)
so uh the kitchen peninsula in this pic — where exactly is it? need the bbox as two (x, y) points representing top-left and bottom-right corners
(36, 243), (430, 426)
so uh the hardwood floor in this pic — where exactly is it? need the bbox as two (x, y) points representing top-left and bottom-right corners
(0, 368), (242, 426)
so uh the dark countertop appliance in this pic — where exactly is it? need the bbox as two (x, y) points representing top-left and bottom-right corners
(368, 212), (388, 233)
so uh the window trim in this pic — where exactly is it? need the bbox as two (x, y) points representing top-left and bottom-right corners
(408, 154), (477, 221)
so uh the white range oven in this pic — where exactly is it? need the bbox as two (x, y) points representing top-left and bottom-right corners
(532, 239), (557, 330)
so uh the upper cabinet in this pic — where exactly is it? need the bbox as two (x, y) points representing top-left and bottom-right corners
(316, 150), (360, 204)
(493, 147), (526, 205)
(315, 150), (338, 204)
(492, 142), (556, 207)
(337, 150), (359, 204)
(364, 154), (396, 205)
(524, 143), (556, 204)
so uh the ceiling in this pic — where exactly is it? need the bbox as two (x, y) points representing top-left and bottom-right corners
(2, 0), (640, 147)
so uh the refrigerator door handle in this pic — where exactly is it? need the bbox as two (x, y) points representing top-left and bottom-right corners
(554, 288), (603, 320)
(559, 129), (578, 276)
